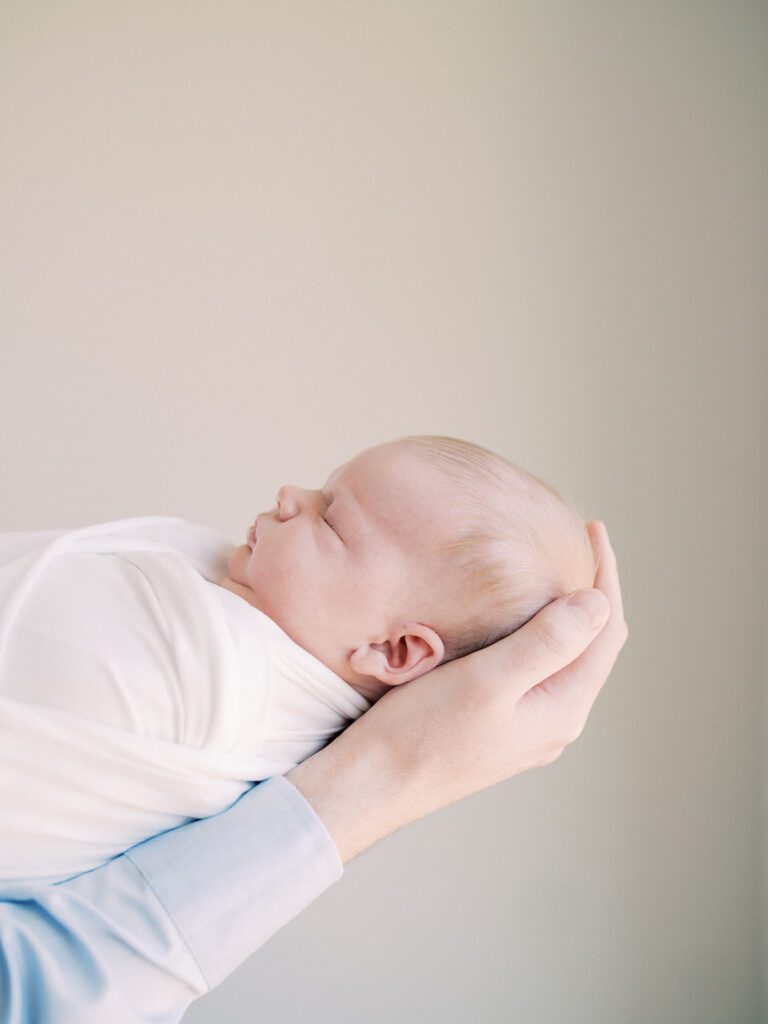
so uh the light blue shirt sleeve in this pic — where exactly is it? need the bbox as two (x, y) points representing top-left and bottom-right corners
(0, 776), (343, 1023)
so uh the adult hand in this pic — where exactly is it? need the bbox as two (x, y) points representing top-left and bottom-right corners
(287, 520), (628, 862)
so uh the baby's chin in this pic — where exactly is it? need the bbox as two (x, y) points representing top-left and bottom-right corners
(226, 542), (253, 581)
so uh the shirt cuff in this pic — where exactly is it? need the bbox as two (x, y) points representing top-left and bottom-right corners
(125, 775), (343, 991)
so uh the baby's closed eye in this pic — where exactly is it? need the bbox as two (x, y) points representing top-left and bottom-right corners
(323, 514), (342, 541)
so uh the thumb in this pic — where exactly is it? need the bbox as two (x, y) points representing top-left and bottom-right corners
(501, 588), (610, 698)
(564, 588), (611, 631)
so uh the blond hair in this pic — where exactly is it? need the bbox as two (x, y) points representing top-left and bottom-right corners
(399, 435), (596, 662)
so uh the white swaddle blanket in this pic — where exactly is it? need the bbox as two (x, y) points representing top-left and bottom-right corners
(0, 516), (369, 890)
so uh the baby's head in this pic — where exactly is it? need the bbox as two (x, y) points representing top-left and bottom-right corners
(225, 436), (595, 702)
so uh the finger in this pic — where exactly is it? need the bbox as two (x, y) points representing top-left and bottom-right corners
(534, 524), (628, 723)
(587, 520), (627, 633)
(538, 607), (624, 702)
(469, 588), (610, 702)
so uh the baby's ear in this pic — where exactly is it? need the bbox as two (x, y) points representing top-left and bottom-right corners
(348, 623), (445, 686)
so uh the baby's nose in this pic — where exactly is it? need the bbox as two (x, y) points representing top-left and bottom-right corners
(275, 485), (303, 521)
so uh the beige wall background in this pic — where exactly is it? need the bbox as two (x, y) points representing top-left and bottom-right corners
(1, 2), (766, 1021)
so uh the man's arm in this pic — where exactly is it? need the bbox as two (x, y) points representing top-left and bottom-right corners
(0, 777), (342, 1024)
(1, 522), (626, 1024)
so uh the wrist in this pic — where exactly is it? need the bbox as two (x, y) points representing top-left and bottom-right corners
(285, 719), (405, 864)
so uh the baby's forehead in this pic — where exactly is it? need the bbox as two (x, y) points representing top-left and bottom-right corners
(327, 443), (423, 487)
(326, 447), (464, 535)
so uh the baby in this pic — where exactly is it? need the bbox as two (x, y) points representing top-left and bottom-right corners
(220, 434), (596, 701)
(0, 435), (594, 889)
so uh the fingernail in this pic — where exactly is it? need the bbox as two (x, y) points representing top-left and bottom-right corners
(566, 589), (609, 629)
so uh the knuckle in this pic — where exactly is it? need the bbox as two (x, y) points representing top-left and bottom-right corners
(541, 620), (572, 659)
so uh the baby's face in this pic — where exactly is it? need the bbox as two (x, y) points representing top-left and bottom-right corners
(225, 441), (455, 693)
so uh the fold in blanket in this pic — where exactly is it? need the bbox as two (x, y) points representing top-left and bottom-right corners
(0, 517), (369, 890)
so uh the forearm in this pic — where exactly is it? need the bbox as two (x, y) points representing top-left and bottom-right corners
(0, 857), (208, 1024)
(0, 778), (342, 1023)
